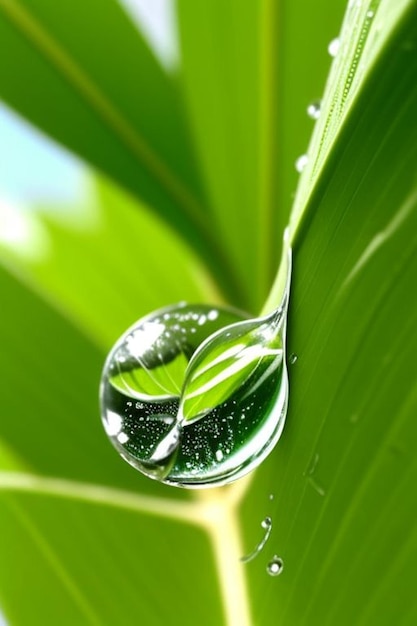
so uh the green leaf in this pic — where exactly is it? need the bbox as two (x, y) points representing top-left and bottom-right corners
(241, 1), (417, 624)
(0, 0), (241, 303)
(0, 174), (218, 349)
(176, 0), (346, 309)
(1, 0), (417, 625)
(0, 493), (224, 626)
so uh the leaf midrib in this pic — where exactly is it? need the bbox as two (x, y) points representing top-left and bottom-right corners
(0, 470), (254, 626)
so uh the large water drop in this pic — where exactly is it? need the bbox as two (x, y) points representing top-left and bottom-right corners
(100, 249), (292, 488)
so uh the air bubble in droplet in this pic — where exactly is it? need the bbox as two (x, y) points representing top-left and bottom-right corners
(100, 239), (292, 488)
(267, 556), (284, 576)
(306, 100), (321, 120)
(328, 37), (340, 57)
(295, 154), (308, 173)
(208, 310), (219, 321)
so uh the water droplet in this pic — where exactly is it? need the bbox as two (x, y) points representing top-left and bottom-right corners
(241, 516), (273, 563)
(295, 154), (308, 173)
(306, 100), (321, 120)
(267, 556), (284, 576)
(328, 37), (340, 57)
(269, 493), (274, 501)
(289, 353), (298, 365)
(366, 10), (374, 18)
(100, 239), (292, 488)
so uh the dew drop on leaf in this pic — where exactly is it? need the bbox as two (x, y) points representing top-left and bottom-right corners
(267, 556), (284, 577)
(100, 246), (292, 488)
(328, 37), (340, 57)
(306, 100), (321, 120)
(295, 154), (309, 173)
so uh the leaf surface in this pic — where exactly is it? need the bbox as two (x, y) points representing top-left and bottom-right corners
(0, 0), (242, 302)
(177, 0), (346, 309)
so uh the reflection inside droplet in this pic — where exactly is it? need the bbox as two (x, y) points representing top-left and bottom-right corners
(100, 240), (292, 488)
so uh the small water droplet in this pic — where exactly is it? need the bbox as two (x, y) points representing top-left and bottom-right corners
(328, 37), (340, 57)
(269, 493), (274, 501)
(306, 100), (321, 120)
(267, 556), (284, 576)
(295, 154), (308, 173)
(241, 516), (273, 563)
(289, 353), (298, 365)
(366, 10), (374, 18)
(100, 234), (292, 488)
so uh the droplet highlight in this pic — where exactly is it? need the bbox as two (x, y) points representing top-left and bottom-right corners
(306, 100), (321, 120)
(328, 37), (340, 57)
(100, 241), (292, 488)
(295, 154), (308, 173)
(289, 353), (298, 365)
(267, 556), (284, 577)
